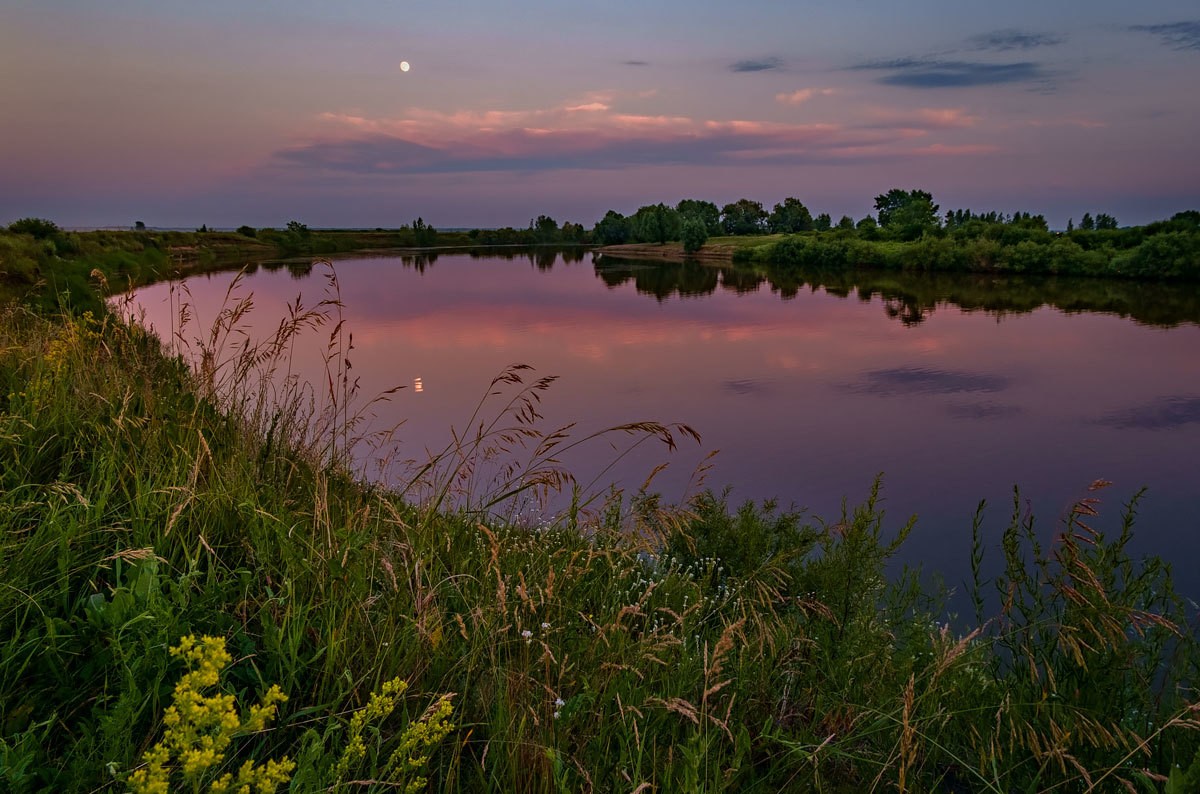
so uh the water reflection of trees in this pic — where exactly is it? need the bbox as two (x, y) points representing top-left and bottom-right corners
(593, 255), (1200, 327)
(594, 259), (764, 302)
(463, 245), (587, 268)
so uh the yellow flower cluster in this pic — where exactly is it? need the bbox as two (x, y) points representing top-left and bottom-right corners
(331, 677), (455, 793)
(128, 635), (294, 794)
(385, 695), (455, 794)
(332, 677), (409, 783)
(43, 310), (103, 375)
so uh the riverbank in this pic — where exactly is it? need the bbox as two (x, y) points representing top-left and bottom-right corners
(2, 237), (1200, 791)
(594, 236), (776, 264)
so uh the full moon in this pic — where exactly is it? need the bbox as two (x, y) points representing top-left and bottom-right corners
(400, 61), (410, 72)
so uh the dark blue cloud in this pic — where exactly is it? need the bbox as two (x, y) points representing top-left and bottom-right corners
(845, 367), (1010, 396)
(730, 57), (782, 73)
(850, 58), (1050, 88)
(1096, 395), (1200, 430)
(967, 29), (1064, 51)
(1130, 21), (1200, 51)
(623, 59), (650, 66)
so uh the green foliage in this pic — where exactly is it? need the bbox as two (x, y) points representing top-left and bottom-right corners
(592, 210), (631, 245)
(7, 217), (60, 239)
(766, 197), (813, 233)
(720, 198), (767, 235)
(676, 199), (722, 235)
(1118, 230), (1200, 279)
(874, 188), (940, 240)
(630, 203), (681, 244)
(236, 225), (257, 238)
(680, 216), (708, 253)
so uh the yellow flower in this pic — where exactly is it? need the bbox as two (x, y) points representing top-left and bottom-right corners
(128, 635), (292, 793)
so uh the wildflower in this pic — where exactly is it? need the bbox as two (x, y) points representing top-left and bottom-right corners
(540, 622), (550, 630)
(128, 635), (293, 794)
(555, 697), (565, 708)
(521, 629), (533, 644)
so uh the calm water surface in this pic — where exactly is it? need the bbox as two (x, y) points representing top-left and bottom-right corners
(127, 251), (1200, 602)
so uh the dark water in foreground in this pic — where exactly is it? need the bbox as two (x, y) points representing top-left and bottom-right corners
(126, 251), (1200, 605)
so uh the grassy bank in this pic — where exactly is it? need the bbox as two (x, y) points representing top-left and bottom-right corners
(0, 224), (482, 313)
(2, 254), (1200, 791)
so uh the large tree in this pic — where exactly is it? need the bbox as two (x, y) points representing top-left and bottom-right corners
(874, 189), (940, 240)
(721, 199), (767, 235)
(767, 197), (814, 234)
(631, 203), (681, 244)
(531, 214), (560, 243)
(592, 210), (631, 245)
(676, 199), (722, 235)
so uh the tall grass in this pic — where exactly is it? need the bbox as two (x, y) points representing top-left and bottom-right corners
(1, 268), (1198, 792)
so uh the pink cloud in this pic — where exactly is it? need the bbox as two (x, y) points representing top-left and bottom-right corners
(909, 143), (1001, 156)
(775, 88), (837, 105)
(283, 93), (1002, 176)
(866, 107), (980, 130)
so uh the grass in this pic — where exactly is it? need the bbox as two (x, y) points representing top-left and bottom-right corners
(1, 256), (1199, 791)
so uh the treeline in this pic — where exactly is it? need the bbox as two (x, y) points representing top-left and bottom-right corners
(591, 191), (1200, 280)
(593, 197), (859, 251)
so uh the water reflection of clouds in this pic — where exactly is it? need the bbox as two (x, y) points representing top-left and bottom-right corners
(945, 401), (1023, 420)
(723, 378), (771, 396)
(1096, 395), (1200, 430)
(845, 366), (1011, 396)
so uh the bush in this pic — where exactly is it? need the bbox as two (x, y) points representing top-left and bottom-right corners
(1119, 231), (1200, 279)
(7, 218), (60, 240)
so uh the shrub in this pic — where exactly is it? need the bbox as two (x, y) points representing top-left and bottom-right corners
(7, 218), (60, 239)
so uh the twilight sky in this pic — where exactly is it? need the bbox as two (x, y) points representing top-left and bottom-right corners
(2, 1), (1198, 229)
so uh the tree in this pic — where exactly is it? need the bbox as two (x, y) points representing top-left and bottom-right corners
(766, 197), (813, 234)
(593, 210), (631, 245)
(532, 214), (559, 243)
(874, 189), (939, 240)
(412, 217), (438, 247)
(837, 215), (855, 230)
(721, 199), (767, 235)
(134, 221), (146, 231)
(681, 216), (708, 254)
(236, 225), (257, 238)
(1094, 213), (1118, 230)
(560, 221), (586, 242)
(1080, 213), (1095, 231)
(631, 203), (681, 244)
(676, 199), (722, 235)
(856, 215), (880, 239)
(814, 213), (832, 231)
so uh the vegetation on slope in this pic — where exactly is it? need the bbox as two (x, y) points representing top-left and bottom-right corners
(2, 230), (1200, 791)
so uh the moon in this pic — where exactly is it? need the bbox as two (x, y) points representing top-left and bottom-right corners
(400, 61), (410, 73)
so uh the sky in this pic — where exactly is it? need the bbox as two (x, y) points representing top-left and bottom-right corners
(2, 0), (1199, 229)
